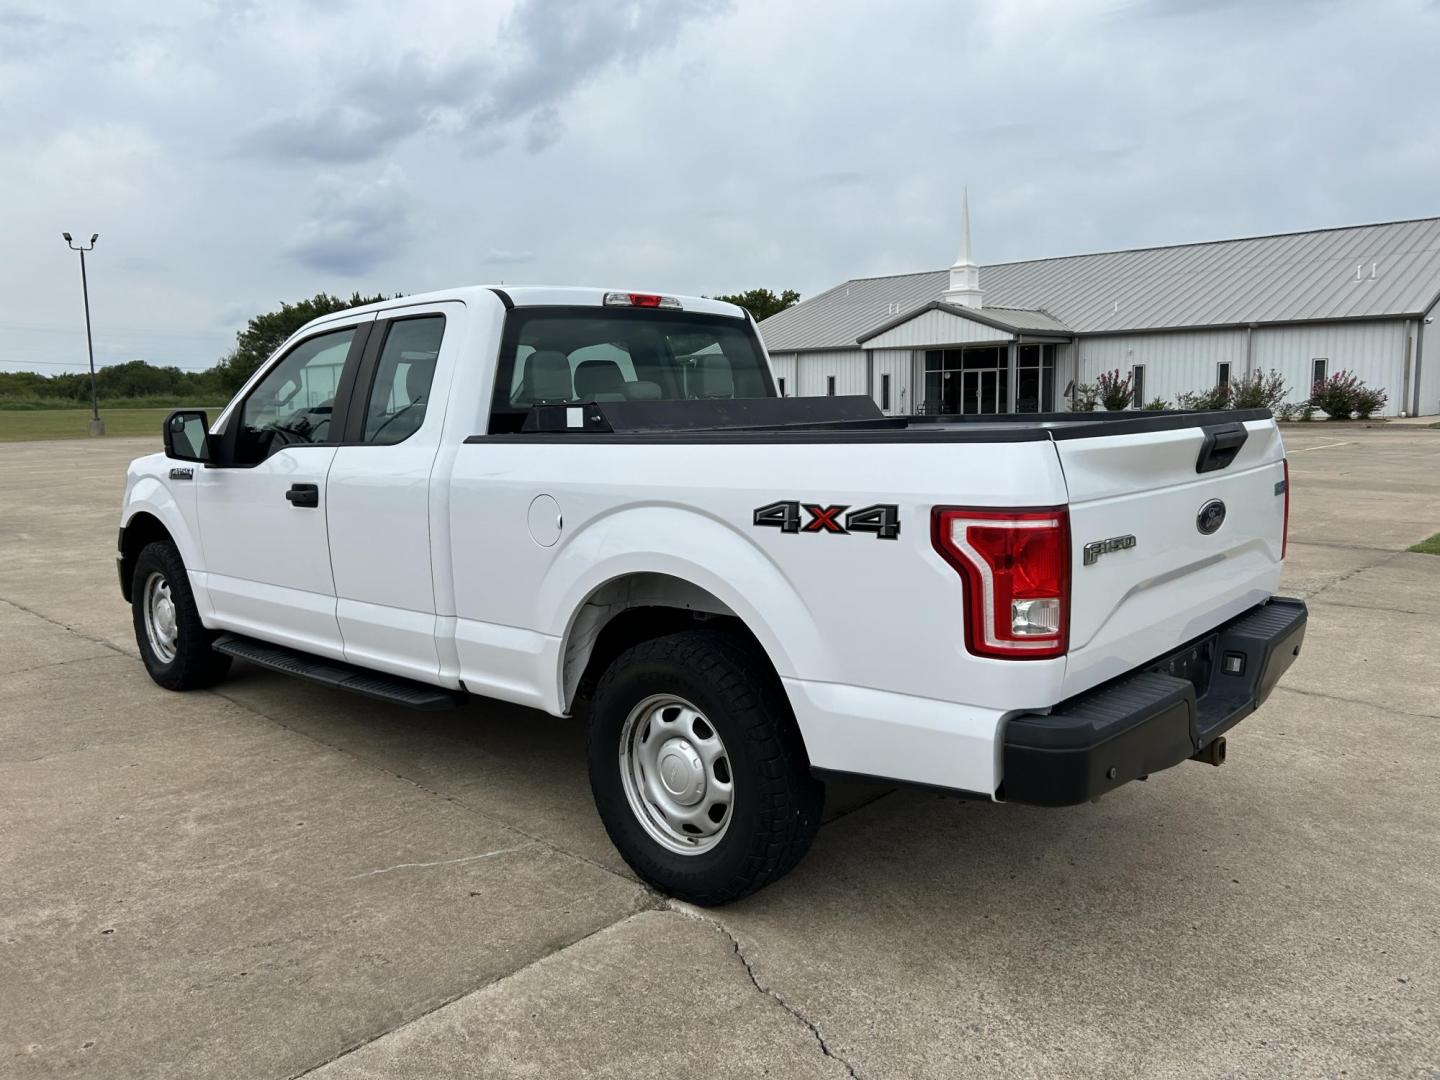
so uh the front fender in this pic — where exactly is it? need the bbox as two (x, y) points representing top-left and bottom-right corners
(540, 504), (829, 685)
(120, 456), (206, 611)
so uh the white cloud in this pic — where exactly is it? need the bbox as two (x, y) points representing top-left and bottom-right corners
(3, 0), (1439, 375)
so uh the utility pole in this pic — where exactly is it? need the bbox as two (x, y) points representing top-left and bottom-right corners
(63, 232), (103, 436)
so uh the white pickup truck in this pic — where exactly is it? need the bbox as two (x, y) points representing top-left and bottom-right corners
(119, 286), (1306, 904)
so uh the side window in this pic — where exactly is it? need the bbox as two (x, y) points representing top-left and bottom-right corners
(236, 328), (354, 466)
(1217, 361), (1232, 387)
(362, 316), (445, 445)
(1311, 357), (1328, 389)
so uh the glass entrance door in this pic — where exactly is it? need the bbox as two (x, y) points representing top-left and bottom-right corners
(923, 346), (1007, 415)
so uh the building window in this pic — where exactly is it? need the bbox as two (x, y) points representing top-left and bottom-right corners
(827, 375), (836, 397)
(778, 376), (786, 397)
(1013, 343), (1056, 413)
(1131, 364), (1145, 408)
(881, 373), (891, 411)
(1311, 357), (1328, 390)
(1217, 361), (1231, 387)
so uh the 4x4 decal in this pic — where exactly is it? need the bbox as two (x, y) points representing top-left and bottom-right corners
(753, 500), (901, 540)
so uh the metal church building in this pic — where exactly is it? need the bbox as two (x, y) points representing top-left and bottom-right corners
(758, 199), (1440, 417)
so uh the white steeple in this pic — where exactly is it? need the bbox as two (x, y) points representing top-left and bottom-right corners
(942, 186), (983, 309)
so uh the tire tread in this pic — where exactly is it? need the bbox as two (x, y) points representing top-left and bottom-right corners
(587, 629), (823, 905)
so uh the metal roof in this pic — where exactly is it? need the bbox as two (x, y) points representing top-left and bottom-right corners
(759, 216), (1440, 351)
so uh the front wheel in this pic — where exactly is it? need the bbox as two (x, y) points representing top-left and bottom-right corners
(586, 630), (824, 905)
(131, 541), (231, 691)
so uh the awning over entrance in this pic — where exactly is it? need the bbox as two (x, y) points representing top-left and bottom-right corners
(856, 301), (1073, 415)
(857, 300), (1070, 349)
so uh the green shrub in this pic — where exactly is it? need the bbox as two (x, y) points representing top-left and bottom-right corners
(1353, 384), (1388, 419)
(1096, 369), (1135, 410)
(1072, 383), (1101, 412)
(1228, 369), (1289, 411)
(0, 395), (227, 411)
(1176, 383), (1232, 410)
(1141, 397), (1171, 410)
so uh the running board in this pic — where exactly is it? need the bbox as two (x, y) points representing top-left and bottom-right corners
(212, 634), (468, 711)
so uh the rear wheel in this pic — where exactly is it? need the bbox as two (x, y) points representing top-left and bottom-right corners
(131, 541), (231, 691)
(587, 629), (824, 905)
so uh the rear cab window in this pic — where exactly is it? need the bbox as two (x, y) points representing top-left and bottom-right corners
(488, 306), (773, 434)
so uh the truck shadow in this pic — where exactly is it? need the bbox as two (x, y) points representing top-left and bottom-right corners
(216, 660), (1261, 927)
(218, 662), (898, 880)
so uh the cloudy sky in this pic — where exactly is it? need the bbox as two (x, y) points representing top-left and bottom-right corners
(3, 0), (1439, 374)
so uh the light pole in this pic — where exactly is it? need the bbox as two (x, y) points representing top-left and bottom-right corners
(63, 232), (104, 436)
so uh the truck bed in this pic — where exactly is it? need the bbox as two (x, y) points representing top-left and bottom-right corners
(471, 396), (1272, 443)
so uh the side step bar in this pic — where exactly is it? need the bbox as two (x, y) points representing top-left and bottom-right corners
(212, 634), (468, 711)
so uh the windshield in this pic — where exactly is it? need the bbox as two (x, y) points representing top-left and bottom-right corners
(488, 306), (774, 433)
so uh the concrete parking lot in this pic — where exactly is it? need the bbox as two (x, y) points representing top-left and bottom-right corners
(2, 424), (1438, 1079)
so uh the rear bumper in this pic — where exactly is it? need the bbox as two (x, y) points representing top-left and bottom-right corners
(1000, 596), (1308, 806)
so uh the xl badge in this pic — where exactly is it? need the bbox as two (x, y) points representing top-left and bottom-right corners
(1196, 499), (1226, 535)
(1083, 534), (1136, 566)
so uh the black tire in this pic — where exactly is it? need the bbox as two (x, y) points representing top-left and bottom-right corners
(587, 629), (824, 905)
(131, 541), (231, 691)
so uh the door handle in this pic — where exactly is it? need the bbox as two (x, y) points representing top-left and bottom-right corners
(285, 483), (319, 508)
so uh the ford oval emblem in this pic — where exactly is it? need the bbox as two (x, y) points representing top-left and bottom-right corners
(1197, 498), (1227, 535)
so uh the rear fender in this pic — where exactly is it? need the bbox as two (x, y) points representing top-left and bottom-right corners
(543, 505), (827, 703)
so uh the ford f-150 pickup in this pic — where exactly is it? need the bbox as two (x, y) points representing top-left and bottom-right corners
(118, 285), (1307, 904)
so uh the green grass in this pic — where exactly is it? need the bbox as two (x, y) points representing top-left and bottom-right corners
(1409, 532), (1440, 556)
(0, 406), (221, 443)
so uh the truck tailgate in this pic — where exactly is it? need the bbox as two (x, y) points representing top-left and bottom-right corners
(1056, 417), (1287, 697)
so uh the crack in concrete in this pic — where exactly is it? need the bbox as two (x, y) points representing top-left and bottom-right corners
(1308, 597), (1437, 617)
(0, 648), (124, 679)
(1273, 683), (1440, 721)
(208, 687), (637, 885)
(1285, 539), (1408, 554)
(1292, 547), (1408, 600)
(346, 844), (535, 880)
(0, 595), (133, 657)
(669, 902), (863, 1080)
(287, 897), (665, 1080)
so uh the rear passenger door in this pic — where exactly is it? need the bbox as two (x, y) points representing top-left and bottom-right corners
(325, 304), (458, 683)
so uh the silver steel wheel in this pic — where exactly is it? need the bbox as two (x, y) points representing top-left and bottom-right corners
(619, 694), (734, 856)
(142, 571), (179, 665)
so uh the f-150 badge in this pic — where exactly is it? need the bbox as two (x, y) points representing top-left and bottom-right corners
(1083, 534), (1136, 565)
(753, 500), (900, 539)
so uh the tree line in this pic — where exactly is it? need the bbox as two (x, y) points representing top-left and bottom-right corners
(1, 288), (800, 406)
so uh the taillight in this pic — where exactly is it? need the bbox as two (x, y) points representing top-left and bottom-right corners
(1281, 457), (1290, 559)
(931, 506), (1071, 660)
(604, 291), (681, 310)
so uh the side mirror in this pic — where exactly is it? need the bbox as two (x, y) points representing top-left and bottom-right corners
(164, 410), (211, 463)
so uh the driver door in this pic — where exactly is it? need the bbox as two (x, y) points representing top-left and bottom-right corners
(196, 319), (372, 658)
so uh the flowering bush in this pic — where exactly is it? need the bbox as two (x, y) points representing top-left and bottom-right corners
(1228, 369), (1289, 411)
(1309, 371), (1386, 420)
(1096, 368), (1135, 410)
